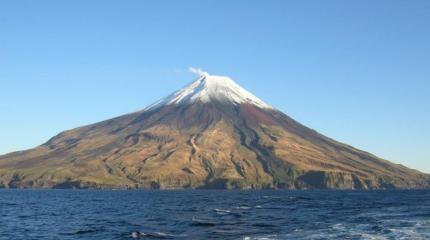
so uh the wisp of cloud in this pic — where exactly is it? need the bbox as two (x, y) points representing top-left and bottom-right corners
(188, 67), (208, 76)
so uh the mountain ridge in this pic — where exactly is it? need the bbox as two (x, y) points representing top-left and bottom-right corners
(0, 72), (429, 189)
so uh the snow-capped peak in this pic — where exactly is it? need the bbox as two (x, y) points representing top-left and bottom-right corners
(146, 71), (272, 110)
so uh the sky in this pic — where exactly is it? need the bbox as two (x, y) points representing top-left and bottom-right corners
(0, 1), (429, 173)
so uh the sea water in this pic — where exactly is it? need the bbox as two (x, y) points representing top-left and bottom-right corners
(0, 190), (429, 239)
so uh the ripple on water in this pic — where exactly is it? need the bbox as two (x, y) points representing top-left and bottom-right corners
(214, 208), (231, 214)
(191, 217), (217, 227)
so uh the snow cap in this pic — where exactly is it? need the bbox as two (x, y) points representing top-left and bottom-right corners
(146, 68), (272, 110)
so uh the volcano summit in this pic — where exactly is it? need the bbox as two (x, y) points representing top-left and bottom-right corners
(0, 72), (429, 189)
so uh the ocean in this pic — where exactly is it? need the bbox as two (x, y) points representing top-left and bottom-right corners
(0, 190), (429, 239)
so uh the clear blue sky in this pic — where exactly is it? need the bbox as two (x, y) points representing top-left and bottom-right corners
(1, 1), (429, 173)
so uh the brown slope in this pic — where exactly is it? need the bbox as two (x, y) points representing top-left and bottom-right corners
(0, 102), (429, 189)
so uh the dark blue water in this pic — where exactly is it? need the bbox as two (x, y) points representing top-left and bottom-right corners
(0, 190), (429, 240)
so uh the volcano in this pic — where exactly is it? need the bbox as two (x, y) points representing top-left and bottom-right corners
(1, 71), (429, 189)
